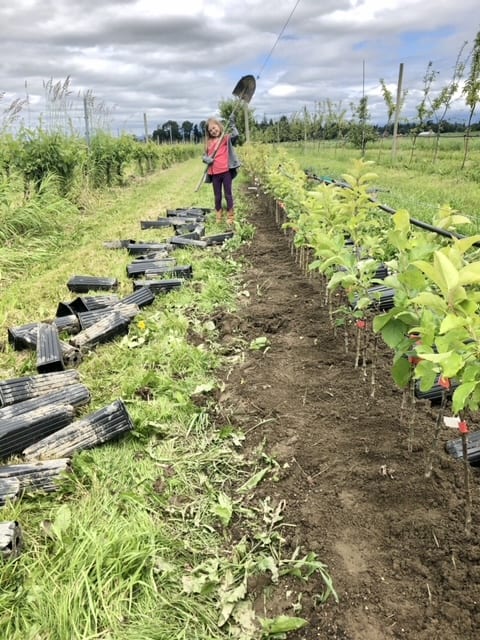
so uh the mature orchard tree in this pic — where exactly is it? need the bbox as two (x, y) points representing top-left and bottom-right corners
(181, 120), (194, 141)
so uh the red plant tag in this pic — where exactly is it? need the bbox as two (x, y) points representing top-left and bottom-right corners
(356, 319), (366, 329)
(438, 376), (451, 389)
(459, 420), (469, 434)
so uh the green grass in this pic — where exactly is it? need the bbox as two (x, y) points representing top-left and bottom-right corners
(0, 157), (336, 639)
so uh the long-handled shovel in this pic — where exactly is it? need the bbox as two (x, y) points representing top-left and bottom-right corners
(194, 74), (256, 192)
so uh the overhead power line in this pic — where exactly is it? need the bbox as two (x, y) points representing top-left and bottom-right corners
(256, 0), (302, 79)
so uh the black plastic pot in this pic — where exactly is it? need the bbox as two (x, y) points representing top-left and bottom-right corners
(126, 242), (173, 255)
(140, 219), (174, 229)
(119, 286), (155, 308)
(36, 323), (65, 373)
(0, 383), (91, 421)
(0, 521), (22, 558)
(143, 265), (193, 279)
(67, 276), (119, 293)
(70, 310), (136, 351)
(414, 377), (459, 402)
(56, 295), (120, 317)
(0, 480), (20, 506)
(0, 458), (71, 494)
(132, 278), (183, 294)
(445, 430), (480, 465)
(23, 398), (135, 460)
(0, 370), (80, 408)
(204, 231), (235, 246)
(126, 259), (175, 278)
(169, 236), (207, 248)
(0, 403), (75, 460)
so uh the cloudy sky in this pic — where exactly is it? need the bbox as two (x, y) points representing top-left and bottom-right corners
(0, 0), (478, 136)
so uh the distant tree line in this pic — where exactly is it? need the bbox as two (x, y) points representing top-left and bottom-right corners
(150, 114), (480, 144)
(151, 120), (206, 144)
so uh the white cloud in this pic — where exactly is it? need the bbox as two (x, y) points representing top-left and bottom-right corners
(269, 84), (298, 97)
(0, 0), (478, 134)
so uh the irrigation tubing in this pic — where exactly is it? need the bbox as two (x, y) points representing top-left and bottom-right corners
(305, 171), (480, 247)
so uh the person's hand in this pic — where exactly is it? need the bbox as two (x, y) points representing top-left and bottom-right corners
(202, 154), (214, 165)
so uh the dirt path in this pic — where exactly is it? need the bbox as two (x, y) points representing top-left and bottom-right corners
(215, 190), (480, 640)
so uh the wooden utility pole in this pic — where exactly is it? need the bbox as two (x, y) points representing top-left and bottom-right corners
(392, 63), (404, 161)
(143, 113), (149, 142)
(243, 102), (250, 142)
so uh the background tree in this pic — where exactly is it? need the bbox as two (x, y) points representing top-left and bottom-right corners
(311, 103), (325, 143)
(429, 42), (467, 162)
(323, 99), (348, 150)
(462, 29), (480, 169)
(180, 120), (194, 142)
(378, 78), (407, 161)
(349, 96), (377, 154)
(192, 124), (202, 143)
(409, 61), (438, 164)
(162, 120), (180, 143)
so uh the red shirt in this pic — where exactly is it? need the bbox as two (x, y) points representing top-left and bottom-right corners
(207, 136), (229, 175)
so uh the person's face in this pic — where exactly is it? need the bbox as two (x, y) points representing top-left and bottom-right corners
(208, 122), (221, 137)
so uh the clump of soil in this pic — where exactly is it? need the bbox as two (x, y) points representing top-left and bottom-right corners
(214, 191), (480, 640)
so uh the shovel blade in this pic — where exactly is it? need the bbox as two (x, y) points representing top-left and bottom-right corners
(232, 75), (256, 104)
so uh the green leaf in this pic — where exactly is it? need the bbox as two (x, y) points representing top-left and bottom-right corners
(377, 318), (407, 348)
(440, 352), (464, 378)
(249, 336), (270, 351)
(392, 209), (411, 232)
(455, 235), (480, 254)
(411, 291), (446, 314)
(398, 266), (426, 291)
(415, 360), (437, 391)
(231, 600), (257, 636)
(452, 382), (477, 413)
(372, 312), (393, 333)
(436, 214), (471, 228)
(439, 314), (466, 334)
(416, 351), (452, 364)
(51, 505), (71, 539)
(211, 492), (233, 526)
(412, 259), (442, 289)
(237, 467), (269, 493)
(257, 555), (279, 583)
(458, 298), (478, 315)
(434, 251), (459, 293)
(458, 261), (480, 286)
(391, 356), (412, 388)
(261, 615), (308, 637)
(327, 271), (357, 290)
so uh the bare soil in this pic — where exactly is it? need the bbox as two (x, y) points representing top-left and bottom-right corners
(214, 191), (480, 640)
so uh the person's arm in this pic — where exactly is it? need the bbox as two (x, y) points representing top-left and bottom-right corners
(228, 114), (239, 145)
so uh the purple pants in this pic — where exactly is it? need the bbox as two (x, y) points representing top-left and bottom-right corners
(211, 171), (234, 211)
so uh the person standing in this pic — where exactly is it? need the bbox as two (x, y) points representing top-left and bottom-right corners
(202, 115), (241, 225)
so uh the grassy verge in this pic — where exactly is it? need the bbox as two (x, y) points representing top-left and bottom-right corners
(0, 158), (335, 639)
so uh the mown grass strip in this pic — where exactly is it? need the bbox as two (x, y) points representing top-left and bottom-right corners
(0, 157), (335, 639)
